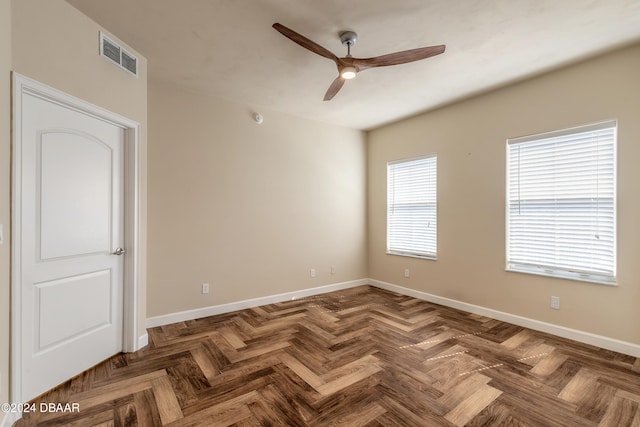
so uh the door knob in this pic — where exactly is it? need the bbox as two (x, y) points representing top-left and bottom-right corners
(113, 247), (125, 256)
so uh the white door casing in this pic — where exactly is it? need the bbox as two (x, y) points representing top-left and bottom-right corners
(11, 74), (141, 403)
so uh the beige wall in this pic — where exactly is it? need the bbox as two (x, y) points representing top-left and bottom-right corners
(10, 0), (148, 344)
(368, 44), (640, 345)
(0, 0), (11, 408)
(147, 81), (367, 317)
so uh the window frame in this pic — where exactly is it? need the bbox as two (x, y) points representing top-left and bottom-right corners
(505, 120), (617, 285)
(386, 154), (438, 260)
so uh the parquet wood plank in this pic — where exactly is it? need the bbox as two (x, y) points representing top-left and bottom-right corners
(558, 368), (598, 403)
(21, 369), (164, 427)
(597, 393), (639, 427)
(15, 285), (640, 426)
(151, 375), (184, 424)
(281, 352), (325, 389)
(486, 400), (577, 427)
(487, 359), (581, 408)
(327, 401), (386, 426)
(377, 394), (453, 427)
(132, 389), (162, 427)
(437, 373), (492, 410)
(530, 350), (568, 377)
(444, 384), (502, 426)
(257, 383), (311, 425)
(312, 376), (381, 425)
(375, 369), (445, 417)
(52, 409), (113, 427)
(113, 402), (136, 427)
(188, 347), (219, 383)
(183, 369), (274, 417)
(574, 380), (618, 423)
(169, 391), (259, 427)
(501, 330), (533, 350)
(218, 326), (247, 349)
(316, 357), (382, 396)
(267, 366), (319, 421)
(489, 393), (583, 427)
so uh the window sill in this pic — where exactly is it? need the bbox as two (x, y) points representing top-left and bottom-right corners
(387, 251), (437, 261)
(506, 264), (616, 286)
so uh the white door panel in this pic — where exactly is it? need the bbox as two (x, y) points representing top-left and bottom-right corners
(36, 269), (112, 351)
(39, 131), (114, 260)
(19, 92), (125, 401)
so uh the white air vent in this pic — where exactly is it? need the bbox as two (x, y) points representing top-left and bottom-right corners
(100, 32), (138, 77)
(121, 51), (138, 75)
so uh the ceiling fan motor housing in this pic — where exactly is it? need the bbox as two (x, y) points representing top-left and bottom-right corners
(340, 31), (358, 47)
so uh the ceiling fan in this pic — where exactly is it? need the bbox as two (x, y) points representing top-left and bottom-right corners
(272, 23), (446, 101)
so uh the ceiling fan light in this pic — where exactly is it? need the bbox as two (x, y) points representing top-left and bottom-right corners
(340, 66), (357, 80)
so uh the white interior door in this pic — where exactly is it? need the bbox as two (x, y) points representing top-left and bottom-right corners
(18, 91), (125, 401)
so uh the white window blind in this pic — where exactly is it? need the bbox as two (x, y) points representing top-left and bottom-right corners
(387, 155), (437, 259)
(506, 121), (616, 284)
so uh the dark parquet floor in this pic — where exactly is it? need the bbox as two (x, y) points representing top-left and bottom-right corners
(15, 285), (640, 426)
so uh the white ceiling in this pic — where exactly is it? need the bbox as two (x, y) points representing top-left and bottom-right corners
(66, 0), (640, 130)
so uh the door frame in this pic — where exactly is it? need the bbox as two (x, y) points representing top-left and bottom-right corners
(10, 73), (141, 403)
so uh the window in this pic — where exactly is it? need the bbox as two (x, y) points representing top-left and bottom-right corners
(387, 155), (437, 259)
(506, 121), (616, 284)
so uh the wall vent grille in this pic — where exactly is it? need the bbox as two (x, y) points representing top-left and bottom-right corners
(121, 51), (138, 75)
(100, 32), (138, 77)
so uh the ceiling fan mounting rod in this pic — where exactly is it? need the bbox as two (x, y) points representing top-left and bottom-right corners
(340, 31), (357, 57)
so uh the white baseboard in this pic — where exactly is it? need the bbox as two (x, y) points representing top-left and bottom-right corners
(370, 279), (640, 357)
(146, 279), (368, 328)
(137, 333), (149, 350)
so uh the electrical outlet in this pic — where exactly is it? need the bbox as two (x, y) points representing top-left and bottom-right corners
(404, 268), (410, 278)
(202, 283), (209, 294)
(331, 265), (336, 275)
(310, 268), (317, 278)
(550, 296), (560, 310)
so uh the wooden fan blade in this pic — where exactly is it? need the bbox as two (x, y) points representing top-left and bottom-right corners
(354, 45), (445, 70)
(324, 77), (345, 101)
(273, 23), (338, 63)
